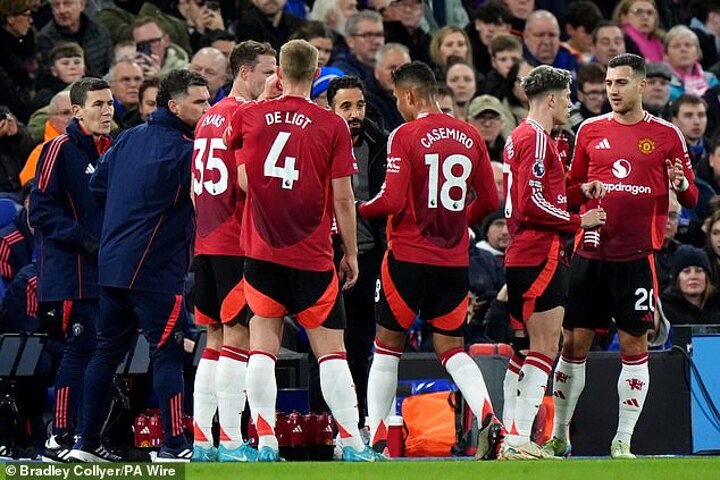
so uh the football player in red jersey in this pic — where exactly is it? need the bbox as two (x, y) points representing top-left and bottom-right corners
(191, 41), (278, 463)
(358, 61), (504, 459)
(546, 54), (699, 460)
(501, 65), (606, 460)
(226, 39), (381, 462)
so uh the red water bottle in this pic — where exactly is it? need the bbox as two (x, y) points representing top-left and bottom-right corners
(149, 413), (163, 447)
(553, 130), (570, 170)
(276, 411), (290, 459)
(304, 413), (319, 459)
(134, 414), (150, 447)
(582, 198), (602, 252)
(318, 413), (334, 461)
(288, 412), (306, 460)
(247, 418), (259, 448)
(387, 415), (404, 458)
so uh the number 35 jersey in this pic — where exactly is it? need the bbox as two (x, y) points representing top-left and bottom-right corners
(226, 96), (357, 271)
(359, 112), (498, 267)
(193, 96), (247, 257)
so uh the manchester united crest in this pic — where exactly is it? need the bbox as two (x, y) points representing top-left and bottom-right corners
(638, 138), (655, 154)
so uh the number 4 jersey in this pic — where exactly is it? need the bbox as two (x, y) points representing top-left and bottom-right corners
(359, 112), (498, 267)
(193, 96), (247, 257)
(226, 96), (357, 271)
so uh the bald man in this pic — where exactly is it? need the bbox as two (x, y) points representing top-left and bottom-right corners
(523, 10), (580, 75)
(189, 47), (230, 104)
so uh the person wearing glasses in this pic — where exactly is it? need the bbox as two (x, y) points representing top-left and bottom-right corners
(37, 0), (113, 77)
(613, 0), (664, 63)
(132, 17), (189, 78)
(332, 10), (385, 82)
(569, 63), (608, 133)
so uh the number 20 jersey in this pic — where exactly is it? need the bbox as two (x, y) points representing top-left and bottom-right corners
(226, 96), (357, 271)
(193, 96), (246, 256)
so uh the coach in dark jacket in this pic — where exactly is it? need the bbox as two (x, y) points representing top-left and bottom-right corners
(28, 77), (112, 460)
(70, 70), (210, 463)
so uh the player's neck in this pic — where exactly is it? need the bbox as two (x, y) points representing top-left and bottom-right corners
(282, 81), (312, 99)
(526, 107), (553, 133)
(612, 107), (645, 125)
(229, 82), (251, 101)
(414, 101), (441, 118)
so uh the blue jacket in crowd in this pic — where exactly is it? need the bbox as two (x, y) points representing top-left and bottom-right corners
(29, 119), (109, 302)
(89, 108), (195, 294)
(0, 207), (34, 285)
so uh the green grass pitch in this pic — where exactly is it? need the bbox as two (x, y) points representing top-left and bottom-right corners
(181, 457), (720, 480)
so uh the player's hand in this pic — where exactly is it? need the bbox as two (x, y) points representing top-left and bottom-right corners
(581, 180), (605, 200)
(339, 254), (359, 291)
(581, 207), (606, 229)
(666, 158), (689, 191)
(258, 74), (283, 101)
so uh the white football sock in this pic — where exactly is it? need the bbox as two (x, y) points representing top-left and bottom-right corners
(441, 348), (493, 421)
(503, 352), (524, 430)
(507, 351), (554, 446)
(246, 351), (278, 450)
(319, 353), (364, 452)
(367, 340), (402, 449)
(550, 355), (586, 444)
(193, 348), (219, 449)
(613, 353), (650, 446)
(216, 346), (248, 449)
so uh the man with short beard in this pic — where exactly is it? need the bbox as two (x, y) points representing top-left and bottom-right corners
(232, 0), (306, 53)
(642, 62), (671, 118)
(327, 75), (387, 435)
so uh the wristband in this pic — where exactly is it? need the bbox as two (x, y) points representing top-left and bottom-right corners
(675, 177), (689, 192)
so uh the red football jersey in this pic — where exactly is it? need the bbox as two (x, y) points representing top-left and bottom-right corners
(226, 96), (357, 271)
(359, 112), (497, 267)
(567, 112), (699, 261)
(504, 118), (581, 267)
(193, 96), (248, 256)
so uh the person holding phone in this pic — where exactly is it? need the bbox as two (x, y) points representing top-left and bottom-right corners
(177, 0), (226, 52)
(131, 17), (189, 77)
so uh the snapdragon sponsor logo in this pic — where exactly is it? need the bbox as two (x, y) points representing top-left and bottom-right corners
(603, 182), (652, 195)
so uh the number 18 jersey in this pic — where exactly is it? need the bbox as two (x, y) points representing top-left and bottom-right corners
(226, 96), (357, 271)
(359, 112), (498, 267)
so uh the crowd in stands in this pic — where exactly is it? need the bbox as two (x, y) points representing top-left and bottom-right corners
(4, 0), (720, 458)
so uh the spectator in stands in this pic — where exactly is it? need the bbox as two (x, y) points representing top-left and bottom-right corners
(311, 65), (344, 108)
(37, 0), (113, 76)
(0, 184), (33, 285)
(523, 10), (579, 75)
(189, 47), (228, 105)
(673, 94), (710, 166)
(688, 0), (720, 71)
(0, 106), (34, 194)
(364, 43), (409, 130)
(175, 0), (225, 52)
(96, 1), (191, 54)
(332, 10), (385, 81)
(569, 63), (607, 133)
(665, 25), (719, 101)
(613, 0), (664, 62)
(643, 62), (672, 118)
(591, 21), (626, 68)
(656, 193), (683, 292)
(478, 34), (522, 101)
(444, 60), (477, 120)
(308, 0), (357, 38)
(0, 0), (36, 123)
(138, 76), (158, 122)
(661, 245), (720, 325)
(32, 43), (85, 111)
(490, 160), (503, 201)
(467, 94), (509, 161)
(21, 92), (72, 186)
(383, 0), (431, 65)
(201, 30), (236, 66)
(705, 209), (720, 285)
(475, 209), (508, 260)
(232, 0), (306, 53)
(562, 1), (603, 64)
(132, 18), (189, 78)
(436, 83), (454, 115)
(504, 0), (534, 35)
(502, 59), (531, 127)
(291, 21), (336, 67)
(698, 134), (720, 194)
(420, 0), (468, 34)
(429, 25), (472, 78)
(466, 1), (512, 74)
(107, 59), (143, 130)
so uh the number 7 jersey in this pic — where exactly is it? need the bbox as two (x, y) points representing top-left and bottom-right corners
(226, 96), (357, 271)
(359, 112), (498, 267)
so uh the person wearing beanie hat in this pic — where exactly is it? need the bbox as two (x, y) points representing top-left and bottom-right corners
(660, 244), (720, 326)
(311, 66), (344, 108)
(475, 208), (508, 260)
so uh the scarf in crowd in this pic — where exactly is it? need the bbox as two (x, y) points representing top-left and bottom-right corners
(672, 62), (710, 97)
(623, 24), (664, 62)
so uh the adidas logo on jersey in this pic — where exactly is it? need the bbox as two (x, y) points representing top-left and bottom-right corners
(595, 138), (611, 150)
(85, 163), (96, 175)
